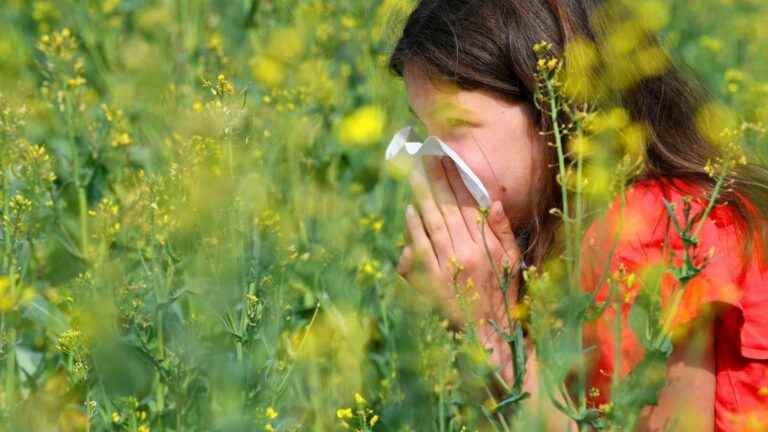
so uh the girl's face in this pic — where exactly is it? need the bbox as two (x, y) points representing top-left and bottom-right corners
(403, 62), (547, 230)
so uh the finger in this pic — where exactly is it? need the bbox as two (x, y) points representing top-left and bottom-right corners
(441, 157), (483, 243)
(405, 204), (440, 275)
(397, 246), (413, 276)
(423, 156), (474, 248)
(409, 167), (454, 267)
(487, 200), (521, 263)
(474, 202), (510, 273)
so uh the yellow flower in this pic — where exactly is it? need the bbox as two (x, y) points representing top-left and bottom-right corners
(585, 107), (630, 134)
(625, 272), (636, 288)
(619, 122), (646, 158)
(138, 425), (150, 432)
(362, 262), (374, 274)
(354, 393), (366, 405)
(699, 36), (722, 54)
(207, 32), (223, 51)
(9, 194), (33, 213)
(0, 274), (33, 313)
(509, 302), (528, 321)
(341, 15), (358, 29)
(695, 102), (738, 147)
(482, 398), (498, 411)
(562, 37), (599, 100)
(338, 105), (386, 147)
(266, 27), (304, 63)
(250, 55), (284, 88)
(546, 58), (559, 70)
(598, 402), (613, 414)
(704, 159), (716, 177)
(533, 41), (552, 54)
(101, 0), (120, 13)
(739, 155), (748, 165)
(112, 132), (132, 147)
(67, 76), (87, 88)
(371, 219), (383, 232)
(111, 412), (121, 423)
(635, 46), (669, 79)
(296, 58), (339, 107)
(336, 408), (353, 419)
(627, 0), (669, 32)
(370, 414), (379, 427)
(569, 135), (592, 158)
(265, 406), (278, 419)
(216, 74), (234, 96)
(588, 386), (600, 399)
(0, 276), (11, 293)
(358, 258), (383, 280)
(724, 68), (745, 83)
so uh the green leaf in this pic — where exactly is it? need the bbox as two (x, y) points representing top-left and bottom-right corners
(610, 349), (669, 417)
(22, 297), (69, 335)
(628, 299), (652, 349)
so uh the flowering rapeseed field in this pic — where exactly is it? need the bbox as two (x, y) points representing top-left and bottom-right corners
(0, 0), (766, 431)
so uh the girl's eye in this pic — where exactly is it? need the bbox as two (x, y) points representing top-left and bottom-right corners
(446, 118), (472, 128)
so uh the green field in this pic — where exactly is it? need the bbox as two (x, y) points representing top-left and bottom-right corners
(0, 0), (766, 431)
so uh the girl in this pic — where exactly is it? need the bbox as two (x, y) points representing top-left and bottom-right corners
(388, 0), (768, 430)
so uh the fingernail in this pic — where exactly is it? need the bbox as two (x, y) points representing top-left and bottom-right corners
(493, 201), (502, 214)
(406, 204), (415, 218)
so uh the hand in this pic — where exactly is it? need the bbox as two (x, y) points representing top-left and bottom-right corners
(396, 155), (524, 337)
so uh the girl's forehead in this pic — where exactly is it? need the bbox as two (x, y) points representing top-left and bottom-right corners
(404, 62), (459, 95)
(404, 65), (478, 117)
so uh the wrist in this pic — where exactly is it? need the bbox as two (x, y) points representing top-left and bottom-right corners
(481, 319), (534, 398)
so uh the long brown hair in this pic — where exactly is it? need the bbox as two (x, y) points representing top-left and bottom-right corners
(387, 0), (768, 273)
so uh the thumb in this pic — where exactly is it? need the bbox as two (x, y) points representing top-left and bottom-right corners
(397, 245), (413, 276)
(487, 201), (520, 261)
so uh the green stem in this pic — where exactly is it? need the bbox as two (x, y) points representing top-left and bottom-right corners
(2, 174), (16, 413)
(478, 215), (526, 391)
(155, 307), (165, 425)
(656, 168), (727, 348)
(2, 176), (9, 274)
(546, 79), (587, 417)
(573, 125), (587, 416)
(270, 302), (320, 406)
(546, 80), (573, 280)
(154, 245), (168, 427)
(438, 388), (445, 432)
(4, 326), (15, 414)
(611, 282), (622, 389)
(66, 97), (88, 261)
(692, 169), (727, 239)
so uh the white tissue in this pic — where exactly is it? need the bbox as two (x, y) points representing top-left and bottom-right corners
(385, 126), (492, 209)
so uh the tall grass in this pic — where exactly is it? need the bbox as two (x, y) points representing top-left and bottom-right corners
(0, 0), (766, 431)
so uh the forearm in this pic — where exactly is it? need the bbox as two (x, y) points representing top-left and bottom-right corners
(480, 324), (577, 432)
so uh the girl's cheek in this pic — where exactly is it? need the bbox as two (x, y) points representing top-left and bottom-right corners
(450, 141), (499, 190)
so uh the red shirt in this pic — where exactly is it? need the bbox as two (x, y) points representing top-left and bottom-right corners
(580, 176), (768, 431)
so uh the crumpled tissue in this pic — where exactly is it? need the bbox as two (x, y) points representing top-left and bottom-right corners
(385, 126), (492, 209)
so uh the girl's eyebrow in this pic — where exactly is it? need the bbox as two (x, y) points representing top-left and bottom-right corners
(432, 99), (472, 119)
(409, 101), (473, 122)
